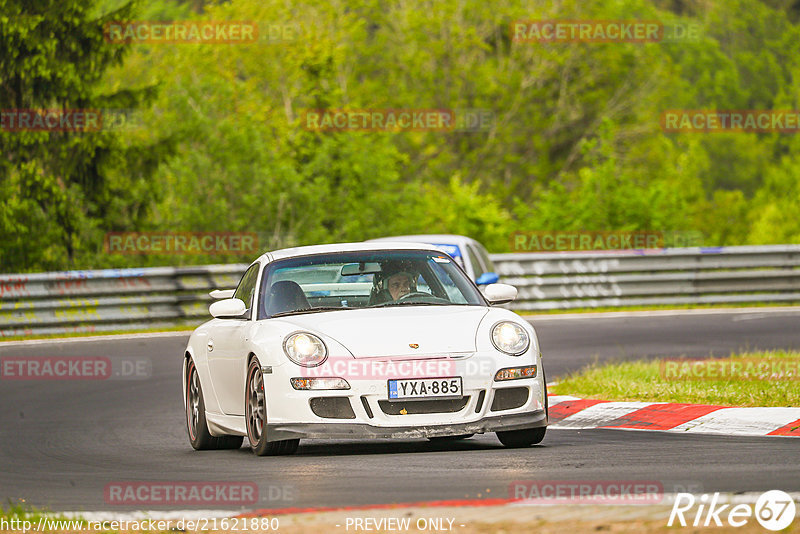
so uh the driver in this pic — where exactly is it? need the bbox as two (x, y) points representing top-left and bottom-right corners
(369, 262), (420, 305)
(386, 271), (415, 301)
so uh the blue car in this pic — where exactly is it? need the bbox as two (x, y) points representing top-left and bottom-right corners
(366, 234), (499, 286)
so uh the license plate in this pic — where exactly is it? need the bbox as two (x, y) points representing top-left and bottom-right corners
(387, 377), (462, 400)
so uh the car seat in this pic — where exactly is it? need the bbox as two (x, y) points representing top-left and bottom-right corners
(266, 280), (311, 316)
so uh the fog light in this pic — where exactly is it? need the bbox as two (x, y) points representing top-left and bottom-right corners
(290, 377), (350, 390)
(494, 365), (537, 381)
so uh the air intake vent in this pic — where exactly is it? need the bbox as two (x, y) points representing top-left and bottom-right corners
(310, 397), (356, 419)
(474, 390), (486, 413)
(490, 387), (529, 412)
(360, 396), (374, 419)
(379, 397), (469, 415)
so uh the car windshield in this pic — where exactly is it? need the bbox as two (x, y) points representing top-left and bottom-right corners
(257, 250), (486, 318)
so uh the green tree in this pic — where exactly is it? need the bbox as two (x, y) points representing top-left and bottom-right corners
(12, 0), (798, 272)
(0, 0), (170, 272)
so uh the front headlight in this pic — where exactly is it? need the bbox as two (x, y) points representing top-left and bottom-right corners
(491, 321), (530, 356)
(283, 332), (328, 367)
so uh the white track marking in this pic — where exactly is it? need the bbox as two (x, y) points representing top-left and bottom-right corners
(551, 401), (654, 429)
(670, 407), (800, 436)
(546, 395), (581, 406)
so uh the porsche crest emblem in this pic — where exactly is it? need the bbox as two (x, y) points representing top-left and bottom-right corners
(409, 343), (419, 349)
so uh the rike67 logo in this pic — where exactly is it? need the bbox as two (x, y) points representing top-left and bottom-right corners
(668, 490), (796, 530)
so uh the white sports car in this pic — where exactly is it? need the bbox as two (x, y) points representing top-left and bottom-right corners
(182, 242), (548, 456)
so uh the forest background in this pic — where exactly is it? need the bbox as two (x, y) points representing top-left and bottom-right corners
(3, 0), (800, 272)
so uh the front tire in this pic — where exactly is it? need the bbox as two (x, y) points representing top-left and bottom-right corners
(186, 359), (243, 450)
(245, 358), (299, 456)
(496, 426), (546, 447)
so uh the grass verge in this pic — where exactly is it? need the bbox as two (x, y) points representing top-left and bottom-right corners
(550, 350), (800, 407)
(0, 502), (83, 527)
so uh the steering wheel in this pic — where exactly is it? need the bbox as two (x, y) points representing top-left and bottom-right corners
(397, 291), (431, 302)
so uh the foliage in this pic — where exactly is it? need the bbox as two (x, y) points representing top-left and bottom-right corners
(0, 0), (171, 271)
(3, 0), (800, 272)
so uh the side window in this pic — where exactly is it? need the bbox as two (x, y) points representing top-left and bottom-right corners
(233, 264), (259, 317)
(466, 245), (486, 279)
(427, 260), (467, 303)
(476, 243), (495, 273)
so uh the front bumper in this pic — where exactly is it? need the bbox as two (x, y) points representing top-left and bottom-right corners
(259, 347), (547, 442)
(265, 408), (547, 440)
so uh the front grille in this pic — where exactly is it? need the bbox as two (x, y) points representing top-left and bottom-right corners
(310, 397), (356, 419)
(378, 397), (469, 415)
(490, 387), (529, 411)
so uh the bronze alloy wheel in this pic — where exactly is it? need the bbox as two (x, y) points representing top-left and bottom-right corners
(185, 359), (243, 450)
(246, 361), (266, 444)
(187, 363), (201, 441)
(245, 358), (300, 456)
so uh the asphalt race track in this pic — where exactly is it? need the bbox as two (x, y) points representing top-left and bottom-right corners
(532, 308), (800, 377)
(1, 308), (798, 512)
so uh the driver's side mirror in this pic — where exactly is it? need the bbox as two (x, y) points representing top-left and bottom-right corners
(483, 283), (517, 305)
(209, 298), (247, 318)
(475, 272), (499, 285)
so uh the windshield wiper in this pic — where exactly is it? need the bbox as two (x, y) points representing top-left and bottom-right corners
(270, 306), (356, 318)
(370, 301), (452, 308)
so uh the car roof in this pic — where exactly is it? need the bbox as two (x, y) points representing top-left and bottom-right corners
(256, 241), (445, 263)
(366, 234), (476, 246)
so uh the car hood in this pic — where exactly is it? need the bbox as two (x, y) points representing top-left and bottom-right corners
(282, 306), (489, 358)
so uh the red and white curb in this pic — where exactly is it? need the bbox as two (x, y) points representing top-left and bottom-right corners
(548, 395), (800, 437)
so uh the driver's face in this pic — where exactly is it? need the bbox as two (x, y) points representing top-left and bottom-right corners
(387, 273), (413, 301)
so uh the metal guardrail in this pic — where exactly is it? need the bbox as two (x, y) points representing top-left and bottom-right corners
(491, 245), (800, 311)
(0, 264), (248, 337)
(1, 245), (799, 336)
